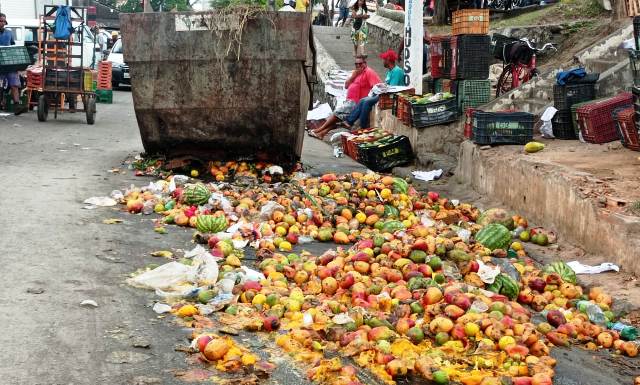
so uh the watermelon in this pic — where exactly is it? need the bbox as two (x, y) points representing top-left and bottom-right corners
(486, 274), (520, 300)
(475, 223), (512, 251)
(477, 208), (515, 230)
(196, 215), (228, 233)
(384, 205), (400, 218)
(183, 183), (210, 205)
(544, 261), (577, 284)
(392, 177), (408, 194)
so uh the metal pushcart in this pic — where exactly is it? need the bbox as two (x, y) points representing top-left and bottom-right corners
(38, 5), (96, 124)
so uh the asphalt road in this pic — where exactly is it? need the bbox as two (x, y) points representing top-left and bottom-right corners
(0, 90), (636, 385)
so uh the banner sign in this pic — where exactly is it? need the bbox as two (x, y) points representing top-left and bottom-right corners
(403, 0), (423, 95)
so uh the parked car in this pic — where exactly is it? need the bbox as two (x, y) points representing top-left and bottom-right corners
(106, 39), (130, 88)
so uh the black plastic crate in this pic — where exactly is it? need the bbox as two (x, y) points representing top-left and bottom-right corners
(45, 69), (82, 90)
(0, 46), (32, 73)
(452, 35), (491, 80)
(630, 50), (640, 87)
(410, 97), (459, 128)
(472, 111), (534, 145)
(553, 82), (597, 111)
(491, 34), (519, 61)
(552, 109), (577, 140)
(357, 135), (413, 172)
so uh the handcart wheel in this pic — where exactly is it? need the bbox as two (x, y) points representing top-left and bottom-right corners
(86, 96), (96, 125)
(37, 94), (48, 122)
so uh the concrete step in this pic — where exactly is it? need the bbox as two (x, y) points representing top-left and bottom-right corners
(584, 58), (621, 74)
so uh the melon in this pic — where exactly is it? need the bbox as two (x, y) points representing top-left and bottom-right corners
(183, 183), (210, 205)
(477, 208), (515, 230)
(475, 223), (512, 251)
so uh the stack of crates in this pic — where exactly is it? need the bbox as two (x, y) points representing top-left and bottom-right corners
(26, 65), (43, 89)
(575, 92), (633, 144)
(96, 61), (113, 104)
(552, 78), (598, 139)
(450, 10), (491, 111)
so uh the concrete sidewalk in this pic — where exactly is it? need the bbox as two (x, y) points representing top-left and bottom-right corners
(313, 25), (388, 78)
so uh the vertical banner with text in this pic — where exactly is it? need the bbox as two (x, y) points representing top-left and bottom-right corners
(403, 0), (423, 95)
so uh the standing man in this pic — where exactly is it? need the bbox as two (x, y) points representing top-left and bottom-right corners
(0, 13), (26, 115)
(344, 49), (405, 129)
(335, 0), (350, 27)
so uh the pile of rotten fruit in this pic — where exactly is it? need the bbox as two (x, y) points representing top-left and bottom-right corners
(120, 172), (638, 385)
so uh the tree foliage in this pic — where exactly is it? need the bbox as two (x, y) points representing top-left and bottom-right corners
(118, 0), (196, 12)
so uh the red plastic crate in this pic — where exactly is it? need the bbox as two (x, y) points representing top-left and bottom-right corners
(613, 107), (640, 151)
(26, 65), (43, 89)
(395, 94), (412, 126)
(576, 92), (632, 144)
(430, 36), (451, 79)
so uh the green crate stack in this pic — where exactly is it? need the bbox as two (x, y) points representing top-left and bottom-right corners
(95, 89), (113, 104)
(457, 80), (491, 109)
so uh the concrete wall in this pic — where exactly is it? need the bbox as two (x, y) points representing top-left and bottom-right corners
(455, 141), (640, 276)
(366, 12), (404, 53)
(378, 109), (463, 171)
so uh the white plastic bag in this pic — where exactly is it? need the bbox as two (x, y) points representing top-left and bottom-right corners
(129, 262), (195, 290)
(540, 106), (557, 139)
(193, 252), (219, 285)
(209, 192), (234, 214)
(260, 201), (285, 221)
(240, 266), (265, 282)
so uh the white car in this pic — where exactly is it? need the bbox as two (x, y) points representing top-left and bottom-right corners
(106, 39), (129, 88)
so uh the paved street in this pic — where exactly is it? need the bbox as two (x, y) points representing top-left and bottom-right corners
(0, 90), (637, 385)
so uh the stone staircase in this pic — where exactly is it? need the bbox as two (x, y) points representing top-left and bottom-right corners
(485, 24), (634, 115)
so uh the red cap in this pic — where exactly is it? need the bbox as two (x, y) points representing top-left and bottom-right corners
(379, 49), (398, 62)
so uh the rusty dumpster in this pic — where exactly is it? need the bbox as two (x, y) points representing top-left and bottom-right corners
(120, 10), (315, 164)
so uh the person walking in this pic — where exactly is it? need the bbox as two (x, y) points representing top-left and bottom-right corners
(350, 0), (369, 56)
(0, 13), (27, 115)
(335, 0), (350, 27)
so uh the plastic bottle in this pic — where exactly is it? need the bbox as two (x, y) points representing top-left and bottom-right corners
(608, 322), (639, 341)
(576, 300), (607, 325)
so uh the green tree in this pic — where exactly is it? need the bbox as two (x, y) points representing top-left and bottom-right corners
(119, 0), (196, 12)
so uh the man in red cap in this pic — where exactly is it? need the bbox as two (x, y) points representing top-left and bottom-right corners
(343, 49), (405, 129)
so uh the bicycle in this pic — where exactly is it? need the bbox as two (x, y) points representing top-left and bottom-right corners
(495, 37), (556, 97)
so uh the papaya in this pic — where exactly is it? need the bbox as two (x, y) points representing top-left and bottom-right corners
(524, 141), (545, 153)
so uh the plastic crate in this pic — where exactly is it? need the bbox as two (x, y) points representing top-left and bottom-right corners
(451, 35), (491, 80)
(410, 97), (458, 128)
(44, 69), (82, 90)
(491, 34), (519, 61)
(630, 50), (640, 87)
(394, 94), (413, 125)
(452, 9), (489, 36)
(633, 86), (640, 118)
(552, 109), (577, 140)
(472, 111), (534, 145)
(613, 107), (640, 151)
(576, 92), (633, 144)
(457, 80), (491, 109)
(431, 36), (452, 79)
(0, 46), (32, 73)
(434, 78), (455, 94)
(378, 93), (394, 110)
(95, 89), (113, 104)
(356, 135), (413, 172)
(26, 65), (43, 89)
(553, 82), (597, 111)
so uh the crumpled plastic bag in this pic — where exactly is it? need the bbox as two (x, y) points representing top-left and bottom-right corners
(209, 192), (234, 214)
(130, 262), (196, 290)
(260, 201), (285, 221)
(540, 106), (557, 139)
(168, 175), (189, 192)
(83, 196), (117, 207)
(477, 261), (500, 284)
(129, 252), (219, 290)
(241, 266), (265, 282)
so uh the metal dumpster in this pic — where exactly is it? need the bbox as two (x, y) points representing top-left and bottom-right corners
(120, 10), (315, 164)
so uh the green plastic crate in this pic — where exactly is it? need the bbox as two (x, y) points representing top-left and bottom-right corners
(0, 46), (31, 73)
(3, 93), (28, 112)
(95, 89), (113, 104)
(457, 80), (491, 109)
